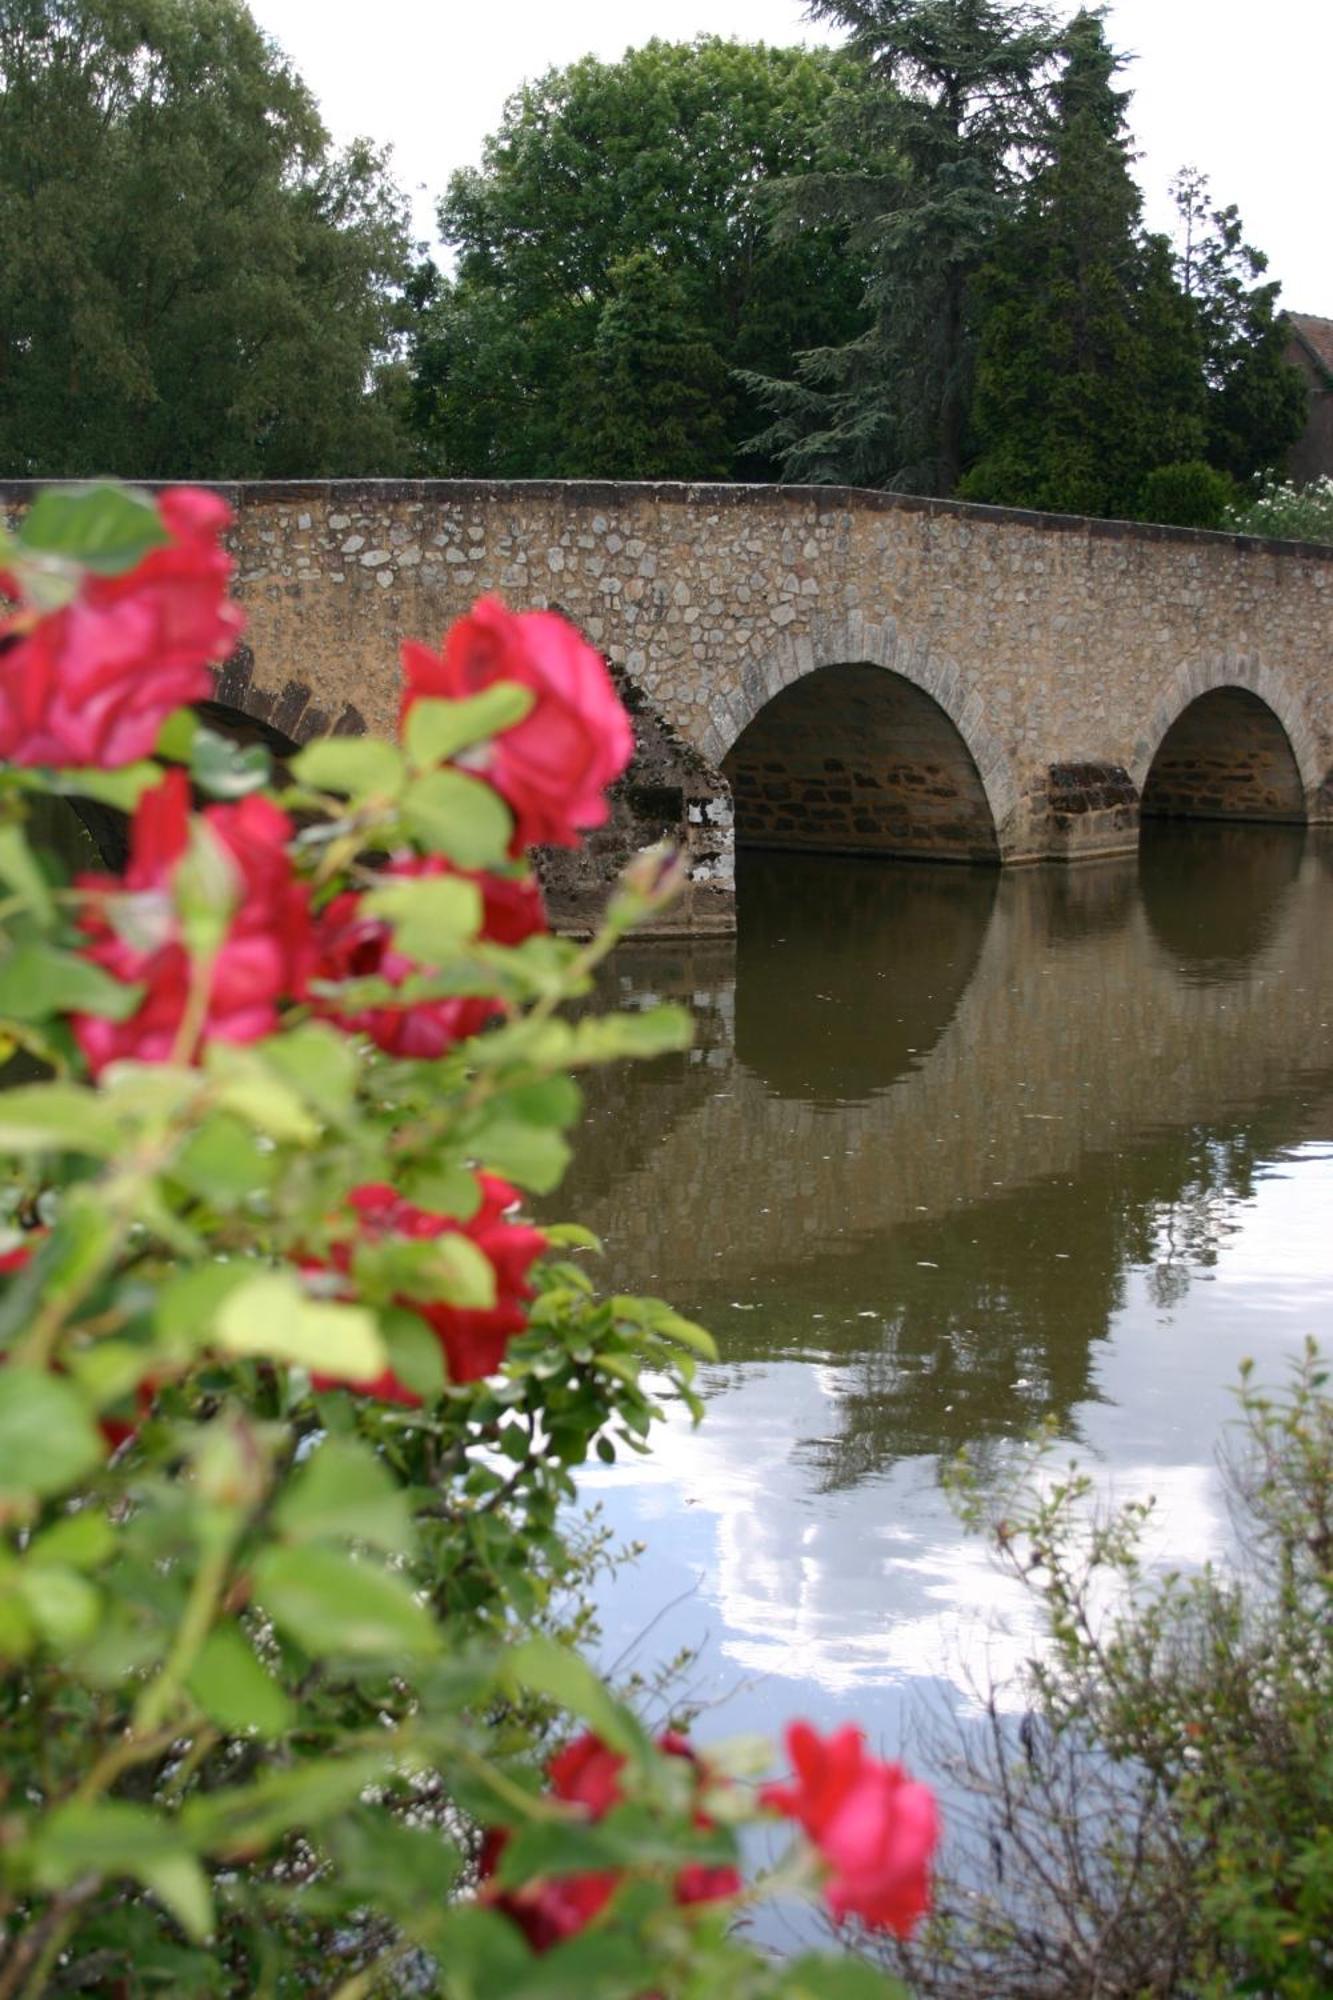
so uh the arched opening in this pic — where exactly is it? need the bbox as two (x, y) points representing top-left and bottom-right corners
(1141, 688), (1306, 824)
(721, 662), (1000, 864)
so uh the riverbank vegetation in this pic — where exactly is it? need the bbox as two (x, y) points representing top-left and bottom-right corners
(877, 1342), (1333, 1999)
(0, 0), (1317, 526)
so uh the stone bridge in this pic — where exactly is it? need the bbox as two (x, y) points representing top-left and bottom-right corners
(19, 478), (1332, 930)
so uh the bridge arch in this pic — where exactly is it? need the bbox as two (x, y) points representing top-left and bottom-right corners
(1134, 658), (1320, 824)
(708, 616), (1019, 864)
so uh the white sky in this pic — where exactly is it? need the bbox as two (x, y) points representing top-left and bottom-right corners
(252, 0), (1330, 311)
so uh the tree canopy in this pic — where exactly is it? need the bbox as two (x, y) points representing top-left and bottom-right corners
(405, 37), (878, 481)
(0, 0), (412, 478)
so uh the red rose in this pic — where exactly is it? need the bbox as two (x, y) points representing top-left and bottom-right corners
(310, 856), (545, 1058)
(0, 488), (243, 769)
(400, 597), (633, 850)
(72, 769), (310, 1074)
(309, 1174), (547, 1399)
(481, 1730), (741, 1953)
(761, 1722), (938, 1936)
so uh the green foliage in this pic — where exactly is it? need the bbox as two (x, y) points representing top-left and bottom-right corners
(1172, 168), (1308, 486)
(960, 13), (1206, 518)
(406, 38), (876, 481)
(746, 0), (1063, 491)
(0, 0), (412, 477)
(882, 1343), (1333, 1998)
(1224, 474), (1333, 544)
(1136, 460), (1236, 529)
(0, 483), (914, 1998)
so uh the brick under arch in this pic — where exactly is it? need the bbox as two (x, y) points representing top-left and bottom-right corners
(1140, 686), (1307, 823)
(722, 660), (1001, 863)
(1134, 657), (1322, 823)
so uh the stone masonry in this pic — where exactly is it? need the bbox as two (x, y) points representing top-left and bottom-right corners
(4, 478), (1329, 929)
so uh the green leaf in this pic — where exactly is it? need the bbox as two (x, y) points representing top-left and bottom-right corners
(612, 1296), (718, 1362)
(190, 725), (270, 799)
(471, 1118), (570, 1194)
(274, 1438), (414, 1554)
(0, 1082), (115, 1155)
(187, 1621), (294, 1739)
(171, 1113), (276, 1205)
(155, 711), (199, 761)
(361, 873), (482, 965)
(504, 1636), (651, 1761)
(204, 1044), (321, 1142)
(0, 823), (56, 925)
(19, 484), (168, 575)
(51, 763), (162, 812)
(355, 1232), (496, 1311)
(214, 1270), (386, 1379)
(0, 942), (141, 1023)
(291, 736), (405, 800)
(29, 1508), (115, 1571)
(258, 1021), (359, 1120)
(34, 1800), (214, 1942)
(543, 1223), (602, 1254)
(569, 1005), (693, 1065)
(251, 1545), (440, 1660)
(16, 1563), (100, 1646)
(380, 1305), (447, 1400)
(182, 1751), (390, 1859)
(154, 1260), (251, 1350)
(505, 1077), (582, 1128)
(404, 686), (534, 769)
(0, 1370), (104, 1499)
(399, 768), (512, 868)
(399, 1164), (482, 1220)
(786, 1956), (909, 2000)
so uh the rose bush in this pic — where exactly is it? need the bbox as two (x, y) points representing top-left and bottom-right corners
(0, 483), (936, 1997)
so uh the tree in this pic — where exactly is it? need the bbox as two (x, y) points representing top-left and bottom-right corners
(1172, 167), (1306, 486)
(406, 38), (875, 481)
(0, 0), (412, 477)
(744, 0), (1063, 492)
(958, 12), (1206, 518)
(557, 253), (734, 480)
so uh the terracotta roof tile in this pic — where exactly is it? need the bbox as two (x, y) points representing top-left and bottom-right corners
(1289, 313), (1333, 378)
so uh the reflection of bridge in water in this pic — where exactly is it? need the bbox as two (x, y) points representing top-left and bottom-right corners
(563, 830), (1333, 1487)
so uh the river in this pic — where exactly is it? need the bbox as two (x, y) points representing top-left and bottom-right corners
(554, 827), (1333, 1769)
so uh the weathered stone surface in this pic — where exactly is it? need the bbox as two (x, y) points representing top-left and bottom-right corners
(5, 479), (1329, 928)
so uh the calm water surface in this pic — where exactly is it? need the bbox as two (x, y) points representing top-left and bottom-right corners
(555, 828), (1333, 1755)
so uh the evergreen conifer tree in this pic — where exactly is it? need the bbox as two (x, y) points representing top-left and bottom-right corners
(959, 12), (1205, 518)
(743, 0), (1062, 492)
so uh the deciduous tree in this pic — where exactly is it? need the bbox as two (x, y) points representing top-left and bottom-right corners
(407, 38), (874, 481)
(0, 0), (411, 477)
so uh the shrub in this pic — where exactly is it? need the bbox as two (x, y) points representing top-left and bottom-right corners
(1136, 460), (1237, 530)
(875, 1342), (1333, 1999)
(1224, 474), (1333, 543)
(0, 482), (933, 1996)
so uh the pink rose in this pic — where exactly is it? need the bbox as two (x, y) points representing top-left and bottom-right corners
(72, 768), (310, 1073)
(309, 1174), (548, 1398)
(0, 488), (243, 769)
(309, 855), (545, 1058)
(481, 1729), (741, 1953)
(399, 597), (633, 850)
(762, 1722), (938, 1936)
